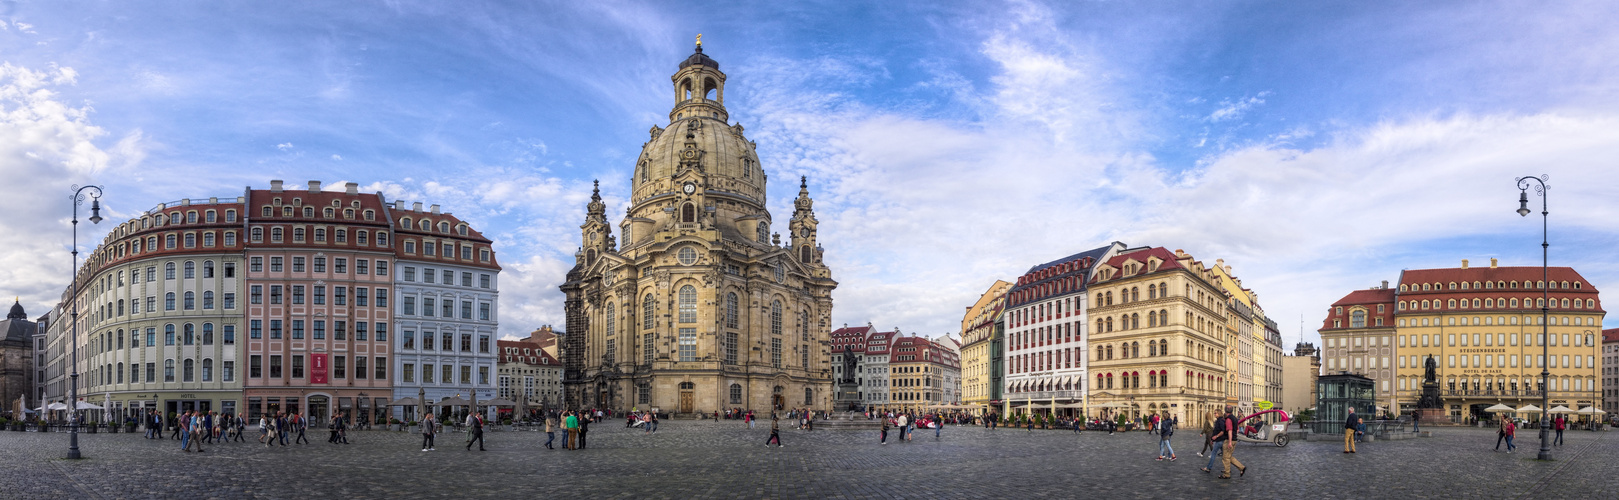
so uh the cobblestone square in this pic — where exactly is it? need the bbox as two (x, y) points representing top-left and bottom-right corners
(1, 421), (1613, 499)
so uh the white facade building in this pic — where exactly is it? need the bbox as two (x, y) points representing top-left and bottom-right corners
(1003, 243), (1122, 415)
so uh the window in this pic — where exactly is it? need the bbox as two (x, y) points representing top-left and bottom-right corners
(771, 338), (782, 368)
(292, 355), (305, 378)
(313, 320), (325, 340)
(678, 285), (697, 323)
(643, 294), (655, 326)
(356, 259), (369, 275)
(461, 301), (472, 319)
(292, 285), (304, 305)
(335, 258), (347, 274)
(771, 300), (782, 335)
(375, 357), (386, 380)
(250, 320), (262, 339)
(480, 274), (491, 288)
(725, 293), (738, 328)
(479, 303), (490, 321)
(730, 383), (742, 404)
(679, 329), (697, 362)
(335, 321), (347, 340)
(332, 356), (343, 379)
(249, 355), (262, 378)
(165, 359), (176, 382)
(356, 288), (369, 307)
(335, 287), (347, 306)
(725, 332), (738, 365)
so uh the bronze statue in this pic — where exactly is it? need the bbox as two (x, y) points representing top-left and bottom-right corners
(841, 345), (858, 383)
(1423, 355), (1437, 384)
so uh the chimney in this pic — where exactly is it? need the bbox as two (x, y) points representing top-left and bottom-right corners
(1381, 280), (1389, 289)
(413, 202), (423, 212)
(1491, 258), (1499, 269)
(209, 197), (218, 204)
(345, 182), (359, 195)
(270, 180), (284, 192)
(430, 204), (441, 214)
(1461, 259), (1469, 269)
(308, 181), (322, 193)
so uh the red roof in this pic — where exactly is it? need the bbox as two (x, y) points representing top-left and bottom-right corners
(1604, 328), (1619, 344)
(496, 339), (559, 366)
(1320, 288), (1396, 331)
(1398, 266), (1597, 293)
(1091, 247), (1188, 284)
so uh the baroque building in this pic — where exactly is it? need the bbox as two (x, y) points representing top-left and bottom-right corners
(959, 280), (1010, 410)
(560, 42), (837, 414)
(1003, 244), (1120, 416)
(1086, 247), (1231, 424)
(1, 300), (38, 415)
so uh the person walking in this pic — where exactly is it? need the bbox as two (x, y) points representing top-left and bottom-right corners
(1411, 409), (1420, 433)
(1198, 410), (1215, 457)
(328, 414), (341, 444)
(766, 417), (783, 447)
(880, 416), (890, 445)
(338, 412), (351, 444)
(1504, 418), (1518, 453)
(187, 411), (207, 453)
(421, 413), (437, 451)
(1157, 416), (1177, 461)
(746, 410), (755, 429)
(543, 414), (556, 450)
(178, 411), (193, 451)
(935, 413), (943, 439)
(1206, 406), (1245, 479)
(1553, 415), (1565, 446)
(259, 414), (270, 445)
(465, 412), (486, 451)
(294, 413), (309, 444)
(564, 411), (579, 450)
(1343, 407), (1361, 453)
(895, 413), (908, 442)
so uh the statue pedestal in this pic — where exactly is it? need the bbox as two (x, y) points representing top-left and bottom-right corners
(835, 381), (862, 412)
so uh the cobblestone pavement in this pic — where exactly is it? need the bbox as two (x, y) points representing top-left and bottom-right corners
(0, 421), (1612, 499)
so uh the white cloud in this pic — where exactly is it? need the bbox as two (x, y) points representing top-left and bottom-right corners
(277, 142), (294, 151)
(331, 154), (342, 160)
(0, 63), (142, 316)
(1207, 92), (1271, 122)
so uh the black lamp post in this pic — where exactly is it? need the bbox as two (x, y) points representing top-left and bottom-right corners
(1515, 174), (1551, 461)
(67, 184), (104, 460)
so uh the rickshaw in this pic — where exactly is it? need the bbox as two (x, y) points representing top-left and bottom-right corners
(1232, 409), (1291, 447)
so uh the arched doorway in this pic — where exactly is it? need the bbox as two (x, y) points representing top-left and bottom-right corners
(679, 382), (695, 413)
(772, 386), (785, 410)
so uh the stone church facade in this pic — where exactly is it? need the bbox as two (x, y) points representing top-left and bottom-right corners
(561, 42), (837, 414)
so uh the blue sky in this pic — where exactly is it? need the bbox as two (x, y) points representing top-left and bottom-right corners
(4, 0), (1618, 344)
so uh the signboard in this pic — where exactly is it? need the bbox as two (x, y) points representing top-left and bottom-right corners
(311, 353), (329, 384)
(1256, 401), (1273, 410)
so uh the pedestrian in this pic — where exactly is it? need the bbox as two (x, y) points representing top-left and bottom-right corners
(935, 414), (942, 439)
(543, 414), (556, 450)
(1495, 417), (1511, 451)
(1504, 418), (1517, 453)
(766, 417), (783, 447)
(1073, 416), (1082, 433)
(338, 411), (351, 444)
(294, 413), (309, 444)
(328, 413), (341, 444)
(1411, 409), (1420, 433)
(1343, 407), (1360, 453)
(179, 411), (193, 451)
(651, 411), (659, 433)
(880, 416), (890, 445)
(259, 414), (270, 445)
(465, 412), (486, 451)
(1157, 416), (1177, 461)
(187, 411), (206, 453)
(577, 413), (590, 449)
(564, 411), (579, 450)
(747, 410), (755, 429)
(1209, 406), (1245, 479)
(1150, 413), (1160, 435)
(421, 413), (437, 451)
(1553, 415), (1565, 446)
(1198, 410), (1215, 457)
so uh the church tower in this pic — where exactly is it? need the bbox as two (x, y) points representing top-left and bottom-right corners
(561, 38), (837, 414)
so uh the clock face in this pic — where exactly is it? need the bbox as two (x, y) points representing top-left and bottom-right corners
(799, 228), (810, 237)
(683, 183), (696, 195)
(681, 149), (698, 159)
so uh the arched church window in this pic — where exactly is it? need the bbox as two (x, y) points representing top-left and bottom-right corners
(800, 245), (811, 263)
(605, 303), (616, 338)
(757, 222), (769, 243)
(678, 285), (697, 323)
(681, 203), (695, 223)
(770, 300), (782, 335)
(725, 293), (739, 329)
(643, 294), (655, 327)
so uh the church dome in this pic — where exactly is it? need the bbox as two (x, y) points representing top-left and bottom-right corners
(679, 46), (719, 71)
(6, 300), (23, 320)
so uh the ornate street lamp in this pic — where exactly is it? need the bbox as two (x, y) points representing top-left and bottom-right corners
(1515, 174), (1552, 461)
(67, 184), (103, 460)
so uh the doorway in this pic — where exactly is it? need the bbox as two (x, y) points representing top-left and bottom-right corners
(679, 392), (694, 413)
(307, 395), (329, 423)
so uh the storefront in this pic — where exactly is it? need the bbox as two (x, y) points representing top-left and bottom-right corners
(106, 391), (242, 421)
(242, 389), (391, 426)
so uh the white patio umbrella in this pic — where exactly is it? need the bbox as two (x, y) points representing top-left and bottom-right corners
(1575, 406), (1606, 415)
(46, 402), (68, 411)
(1483, 404), (1515, 413)
(1547, 405), (1575, 414)
(74, 401), (104, 410)
(1516, 404), (1542, 413)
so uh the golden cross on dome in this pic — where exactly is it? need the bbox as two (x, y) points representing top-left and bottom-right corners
(696, 34), (702, 47)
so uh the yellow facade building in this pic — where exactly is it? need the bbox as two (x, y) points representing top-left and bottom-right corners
(960, 280), (1010, 410)
(1388, 260), (1604, 421)
(1086, 247), (1230, 423)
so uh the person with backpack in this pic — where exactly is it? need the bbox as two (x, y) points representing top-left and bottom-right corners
(1204, 406), (1245, 479)
(1553, 415), (1565, 446)
(1156, 415), (1177, 461)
